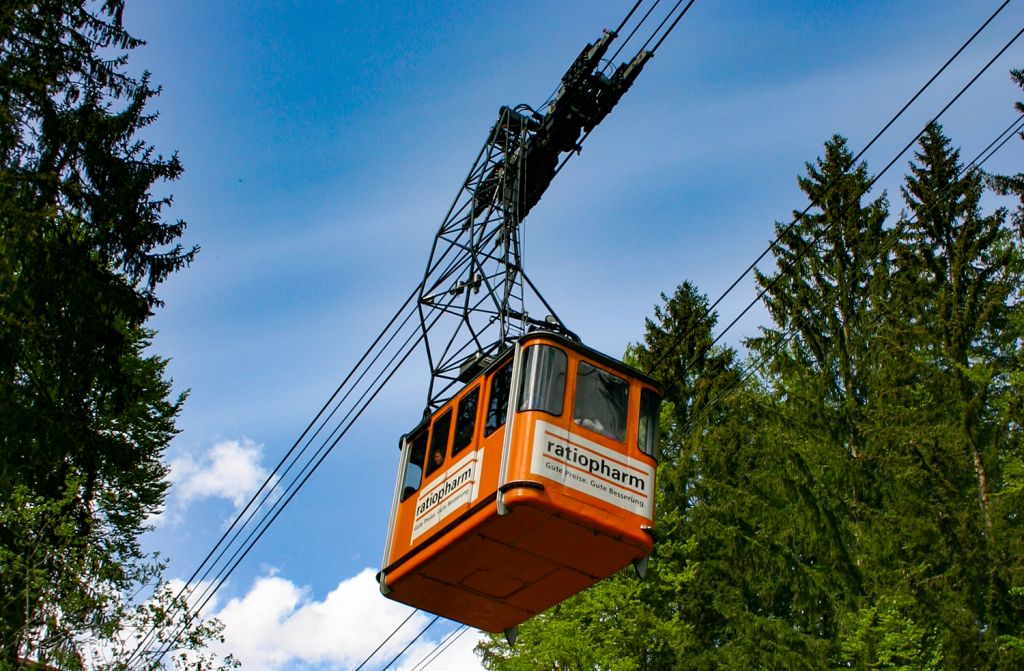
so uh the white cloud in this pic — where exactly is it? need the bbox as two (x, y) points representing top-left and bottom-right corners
(148, 438), (276, 528)
(208, 568), (488, 671)
(170, 438), (273, 509)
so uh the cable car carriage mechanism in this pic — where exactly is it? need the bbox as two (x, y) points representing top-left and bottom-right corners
(377, 27), (663, 644)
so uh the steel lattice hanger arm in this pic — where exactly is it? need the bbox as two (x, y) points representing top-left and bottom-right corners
(417, 29), (652, 411)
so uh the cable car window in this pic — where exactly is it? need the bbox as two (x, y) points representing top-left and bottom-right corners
(425, 409), (452, 477)
(572, 361), (628, 442)
(485, 362), (513, 436)
(401, 429), (428, 501)
(638, 388), (661, 457)
(452, 386), (480, 456)
(518, 345), (566, 416)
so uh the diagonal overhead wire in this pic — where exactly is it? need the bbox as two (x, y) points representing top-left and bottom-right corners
(409, 624), (471, 671)
(673, 110), (1024, 456)
(695, 19), (1023, 363)
(352, 609), (421, 671)
(650, 0), (1017, 373)
(379, 615), (441, 671)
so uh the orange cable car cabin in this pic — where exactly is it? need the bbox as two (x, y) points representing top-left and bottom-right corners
(377, 331), (661, 635)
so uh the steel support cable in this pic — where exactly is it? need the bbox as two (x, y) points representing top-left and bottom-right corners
(639, 0), (698, 55)
(130, 309), (425, 667)
(379, 615), (442, 671)
(409, 624), (470, 671)
(164, 313), (425, 621)
(142, 335), (428, 669)
(614, 0), (648, 37)
(549, 0), (699, 186)
(183, 283), (419, 589)
(141, 320), (432, 669)
(671, 112), (1024, 450)
(649, 0), (1017, 374)
(607, 0), (664, 66)
(692, 22), (1024, 366)
(123, 287), (424, 668)
(187, 303), (423, 594)
(697, 0), (1014, 324)
(351, 609), (421, 671)
(137, 314), (434, 669)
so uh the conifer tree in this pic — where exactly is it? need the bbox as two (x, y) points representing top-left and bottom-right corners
(982, 66), (1024, 665)
(872, 121), (1024, 667)
(752, 134), (890, 472)
(742, 135), (891, 665)
(477, 105), (1023, 671)
(0, 2), (232, 668)
(477, 283), (739, 671)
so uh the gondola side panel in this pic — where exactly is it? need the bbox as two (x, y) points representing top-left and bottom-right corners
(528, 419), (655, 523)
(383, 378), (507, 577)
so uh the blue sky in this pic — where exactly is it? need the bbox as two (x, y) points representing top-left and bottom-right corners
(123, 1), (1023, 669)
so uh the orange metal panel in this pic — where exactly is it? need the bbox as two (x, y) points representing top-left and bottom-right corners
(379, 334), (660, 633)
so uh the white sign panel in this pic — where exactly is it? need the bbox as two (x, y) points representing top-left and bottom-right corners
(530, 419), (654, 519)
(411, 451), (481, 542)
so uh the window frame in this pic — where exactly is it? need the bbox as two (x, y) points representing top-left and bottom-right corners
(571, 359), (630, 443)
(424, 408), (452, 478)
(452, 385), (480, 457)
(400, 427), (429, 501)
(637, 387), (661, 458)
(517, 344), (567, 417)
(485, 361), (514, 437)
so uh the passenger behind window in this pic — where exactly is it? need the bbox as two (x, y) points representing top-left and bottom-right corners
(402, 430), (428, 500)
(425, 409), (452, 478)
(572, 361), (628, 442)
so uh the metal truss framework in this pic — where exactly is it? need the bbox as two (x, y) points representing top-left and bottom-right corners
(417, 29), (651, 410)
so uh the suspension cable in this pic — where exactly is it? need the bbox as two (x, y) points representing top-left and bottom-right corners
(608, 0), (664, 65)
(693, 21), (1023, 364)
(352, 609), (421, 671)
(379, 615), (441, 671)
(671, 111), (1024, 453)
(409, 625), (471, 671)
(639, 0), (698, 55)
(650, 0), (1017, 373)
(140, 317), (432, 668)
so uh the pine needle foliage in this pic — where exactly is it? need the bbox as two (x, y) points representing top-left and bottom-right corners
(478, 111), (1023, 670)
(0, 2), (231, 669)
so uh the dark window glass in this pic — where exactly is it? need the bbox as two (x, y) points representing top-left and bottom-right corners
(638, 388), (661, 457)
(485, 362), (513, 436)
(452, 386), (480, 456)
(425, 409), (452, 477)
(401, 429), (428, 501)
(518, 345), (566, 415)
(572, 361), (629, 442)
